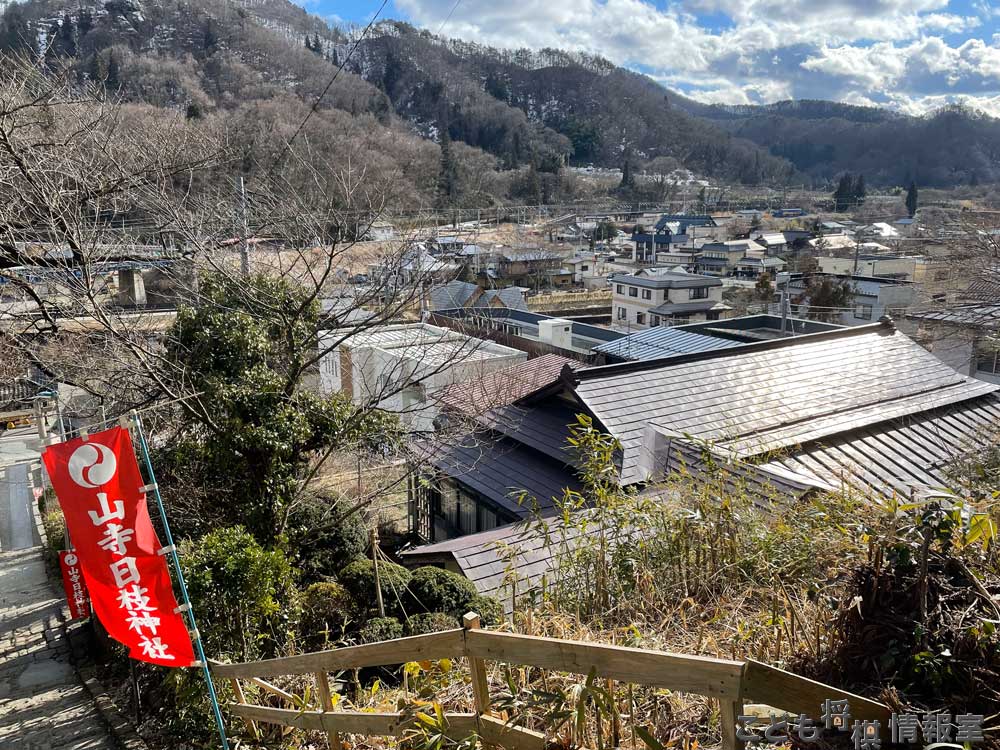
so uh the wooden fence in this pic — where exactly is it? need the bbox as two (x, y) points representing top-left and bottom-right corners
(211, 613), (891, 750)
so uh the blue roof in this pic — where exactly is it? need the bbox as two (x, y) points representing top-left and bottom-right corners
(592, 326), (741, 362)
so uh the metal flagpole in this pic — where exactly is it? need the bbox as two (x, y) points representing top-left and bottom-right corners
(127, 411), (230, 750)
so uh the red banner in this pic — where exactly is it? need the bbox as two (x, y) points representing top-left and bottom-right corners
(42, 427), (195, 667)
(59, 550), (92, 620)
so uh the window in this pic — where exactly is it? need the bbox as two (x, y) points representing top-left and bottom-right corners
(581, 264), (589, 271)
(628, 287), (638, 297)
(977, 348), (1000, 374)
(458, 491), (477, 533)
(616, 284), (624, 294)
(636, 312), (646, 325)
(689, 287), (709, 300)
(652, 315), (661, 327)
(641, 289), (651, 300)
(401, 383), (425, 410)
(617, 306), (626, 320)
(854, 304), (873, 320)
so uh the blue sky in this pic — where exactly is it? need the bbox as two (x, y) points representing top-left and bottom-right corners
(305, 0), (1000, 114)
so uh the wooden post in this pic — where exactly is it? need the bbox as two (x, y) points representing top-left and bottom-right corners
(229, 678), (260, 739)
(720, 663), (745, 750)
(315, 670), (341, 750)
(371, 528), (385, 618)
(462, 613), (491, 718)
(719, 698), (742, 750)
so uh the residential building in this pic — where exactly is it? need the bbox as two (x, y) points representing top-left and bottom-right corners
(817, 254), (920, 280)
(632, 231), (689, 263)
(818, 221), (849, 235)
(772, 208), (806, 218)
(653, 215), (717, 235)
(785, 273), (918, 326)
(809, 234), (857, 253)
(735, 255), (786, 279)
(428, 280), (528, 312)
(428, 307), (623, 359)
(696, 239), (766, 276)
(561, 254), (602, 284)
(493, 250), (565, 286)
(858, 222), (900, 239)
(318, 323), (526, 432)
(407, 319), (1000, 561)
(611, 268), (730, 328)
(364, 222), (396, 242)
(906, 305), (1000, 384)
(753, 233), (788, 255)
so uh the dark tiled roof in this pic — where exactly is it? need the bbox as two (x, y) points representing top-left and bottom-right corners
(759, 395), (1000, 499)
(478, 399), (586, 466)
(479, 288), (528, 310)
(907, 304), (1000, 330)
(401, 518), (565, 609)
(436, 354), (577, 416)
(569, 322), (999, 484)
(593, 326), (741, 362)
(429, 280), (479, 311)
(402, 447), (831, 608)
(412, 433), (581, 518)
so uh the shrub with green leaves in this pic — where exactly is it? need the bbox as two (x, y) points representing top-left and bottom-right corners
(465, 594), (503, 627)
(180, 526), (298, 661)
(338, 559), (412, 618)
(405, 612), (458, 636)
(406, 566), (478, 614)
(358, 616), (403, 643)
(287, 493), (368, 583)
(299, 582), (357, 650)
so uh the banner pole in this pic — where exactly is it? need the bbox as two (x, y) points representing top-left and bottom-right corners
(129, 412), (231, 750)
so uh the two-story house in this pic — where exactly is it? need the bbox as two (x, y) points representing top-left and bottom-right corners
(784, 273), (917, 326)
(611, 268), (731, 329)
(696, 239), (765, 276)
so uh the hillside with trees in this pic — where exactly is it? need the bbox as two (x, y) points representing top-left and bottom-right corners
(2, 0), (1000, 202)
(673, 96), (1000, 186)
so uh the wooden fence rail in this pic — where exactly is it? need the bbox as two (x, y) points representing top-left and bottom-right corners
(211, 612), (891, 750)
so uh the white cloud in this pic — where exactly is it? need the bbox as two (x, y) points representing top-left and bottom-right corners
(390, 0), (1000, 114)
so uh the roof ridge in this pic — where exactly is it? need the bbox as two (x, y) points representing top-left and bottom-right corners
(573, 319), (895, 381)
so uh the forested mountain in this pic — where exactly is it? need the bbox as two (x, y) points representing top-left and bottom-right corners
(0, 0), (998, 194)
(671, 97), (1000, 186)
(346, 25), (795, 186)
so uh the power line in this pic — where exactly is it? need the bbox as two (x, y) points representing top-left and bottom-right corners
(435, 0), (464, 35)
(275, 0), (391, 166)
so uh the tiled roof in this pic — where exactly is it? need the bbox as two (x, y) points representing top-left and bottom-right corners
(429, 280), (480, 311)
(759, 395), (1000, 499)
(568, 321), (998, 484)
(436, 354), (577, 416)
(411, 433), (581, 519)
(479, 288), (528, 310)
(907, 304), (1000, 330)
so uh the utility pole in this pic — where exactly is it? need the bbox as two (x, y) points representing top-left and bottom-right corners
(777, 272), (791, 336)
(852, 234), (861, 277)
(371, 527), (385, 618)
(238, 176), (250, 277)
